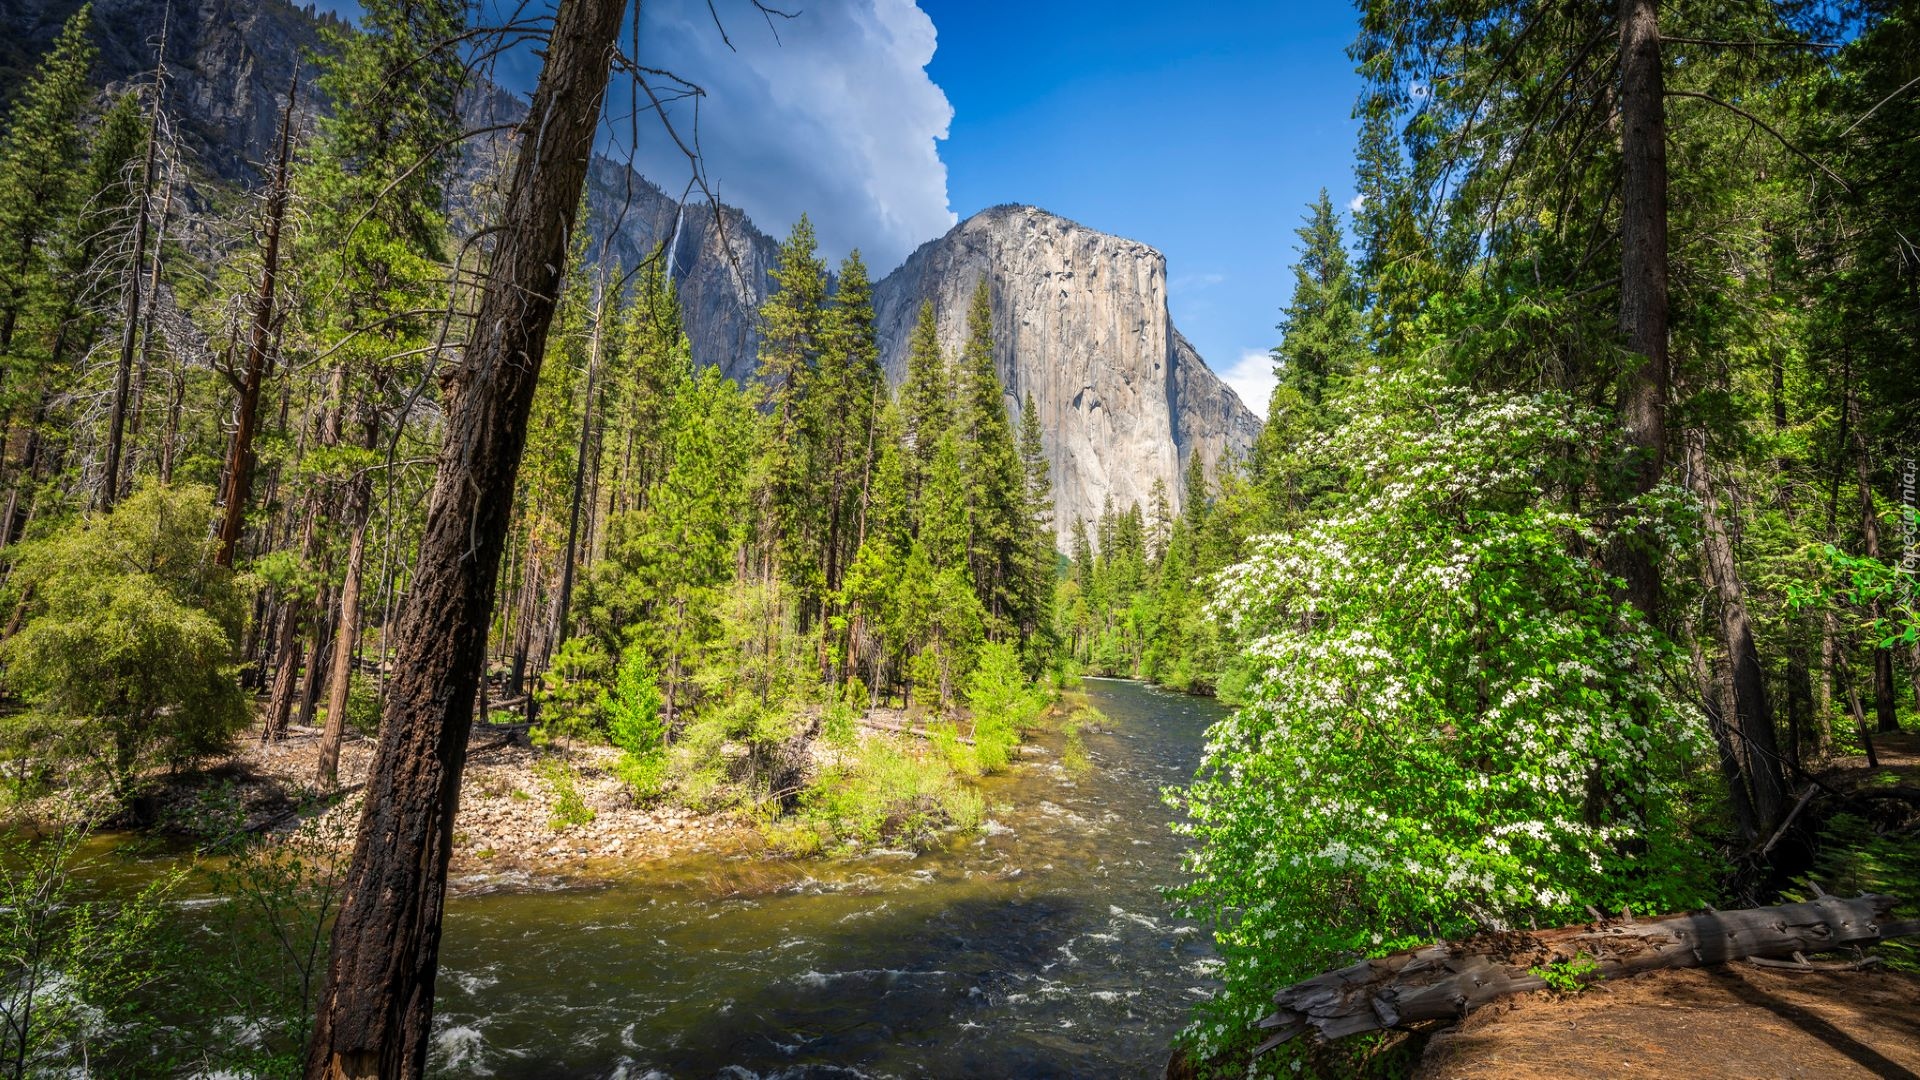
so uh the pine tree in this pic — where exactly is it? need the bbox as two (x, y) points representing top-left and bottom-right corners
(753, 216), (828, 590)
(0, 6), (96, 366)
(952, 278), (1024, 631)
(899, 299), (948, 505)
(808, 249), (883, 660)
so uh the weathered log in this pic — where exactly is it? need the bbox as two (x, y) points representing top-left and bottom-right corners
(1255, 894), (1916, 1054)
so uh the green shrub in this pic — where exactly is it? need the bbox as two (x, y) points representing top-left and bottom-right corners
(341, 673), (383, 738)
(602, 643), (664, 756)
(776, 736), (982, 854)
(928, 721), (978, 777)
(0, 484), (250, 802)
(533, 638), (609, 747)
(1170, 379), (1717, 1066)
(0, 824), (181, 1073)
(613, 751), (669, 802)
(533, 757), (594, 830)
(190, 816), (351, 1076)
(965, 641), (1046, 774)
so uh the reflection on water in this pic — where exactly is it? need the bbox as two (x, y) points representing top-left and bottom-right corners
(428, 680), (1225, 1079)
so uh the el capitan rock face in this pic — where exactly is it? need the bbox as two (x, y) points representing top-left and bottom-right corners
(871, 205), (1261, 545)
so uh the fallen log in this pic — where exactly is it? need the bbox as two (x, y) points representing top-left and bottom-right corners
(1255, 894), (1920, 1054)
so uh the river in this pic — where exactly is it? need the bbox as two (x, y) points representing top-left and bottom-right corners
(422, 678), (1225, 1078)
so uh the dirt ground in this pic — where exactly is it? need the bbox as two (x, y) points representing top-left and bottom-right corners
(1421, 730), (1920, 1079)
(1418, 964), (1920, 1079)
(163, 723), (756, 877)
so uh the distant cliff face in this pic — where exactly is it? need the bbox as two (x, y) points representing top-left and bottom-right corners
(871, 206), (1261, 545)
(2, 0), (331, 182)
(2, 1), (1261, 549)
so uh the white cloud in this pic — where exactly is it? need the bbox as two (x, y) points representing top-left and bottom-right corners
(1170, 271), (1226, 294)
(1348, 193), (1366, 213)
(612, 0), (957, 271)
(1220, 348), (1278, 417)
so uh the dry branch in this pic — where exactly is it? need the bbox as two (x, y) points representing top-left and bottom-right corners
(1255, 894), (1919, 1054)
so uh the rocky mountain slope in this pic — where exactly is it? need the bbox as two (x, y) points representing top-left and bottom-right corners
(2, 0), (1261, 546)
(873, 205), (1261, 538)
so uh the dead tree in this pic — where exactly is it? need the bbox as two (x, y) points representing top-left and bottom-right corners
(303, 0), (628, 1072)
(1255, 895), (1920, 1053)
(100, 15), (169, 509)
(215, 70), (298, 568)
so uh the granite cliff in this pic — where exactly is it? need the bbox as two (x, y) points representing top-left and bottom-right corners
(872, 205), (1261, 542)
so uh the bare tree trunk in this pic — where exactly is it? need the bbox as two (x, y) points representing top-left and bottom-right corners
(306, 0), (625, 1069)
(101, 39), (168, 510)
(1685, 623), (1757, 840)
(298, 588), (335, 730)
(318, 473), (373, 786)
(1686, 433), (1785, 831)
(264, 599), (303, 742)
(1254, 895), (1919, 1053)
(1613, 0), (1669, 621)
(216, 71), (297, 567)
(123, 158), (175, 485)
(552, 287), (603, 655)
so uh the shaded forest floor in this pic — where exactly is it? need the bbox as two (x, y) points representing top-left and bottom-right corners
(1418, 964), (1920, 1079)
(1419, 730), (1920, 1079)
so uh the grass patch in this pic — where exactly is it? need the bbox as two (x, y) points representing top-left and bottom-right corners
(533, 757), (594, 830)
(768, 734), (984, 855)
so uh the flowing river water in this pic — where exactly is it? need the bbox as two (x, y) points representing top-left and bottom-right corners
(425, 679), (1225, 1079)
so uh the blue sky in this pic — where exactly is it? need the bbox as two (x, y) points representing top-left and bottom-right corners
(320, 0), (1366, 412)
(920, 0), (1364, 412)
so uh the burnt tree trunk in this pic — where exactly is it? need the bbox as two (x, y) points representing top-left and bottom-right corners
(216, 72), (297, 567)
(1613, 0), (1669, 622)
(304, 0), (625, 1071)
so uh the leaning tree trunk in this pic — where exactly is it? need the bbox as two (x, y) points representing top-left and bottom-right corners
(216, 71), (297, 568)
(1253, 895), (1920, 1053)
(305, 0), (626, 1071)
(1613, 0), (1669, 622)
(1686, 432), (1786, 832)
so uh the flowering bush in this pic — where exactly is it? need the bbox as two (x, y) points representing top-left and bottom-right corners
(1167, 376), (1718, 1069)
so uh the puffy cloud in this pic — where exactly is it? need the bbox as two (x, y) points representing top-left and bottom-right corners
(1170, 271), (1225, 295)
(1348, 193), (1366, 213)
(607, 0), (957, 270)
(1219, 348), (1277, 416)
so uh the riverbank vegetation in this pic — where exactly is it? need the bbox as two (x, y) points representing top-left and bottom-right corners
(1132, 3), (1920, 1075)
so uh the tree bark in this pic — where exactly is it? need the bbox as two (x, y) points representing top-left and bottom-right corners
(1686, 432), (1786, 831)
(1613, 0), (1669, 621)
(305, 0), (625, 1070)
(317, 471), (372, 787)
(216, 71), (297, 567)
